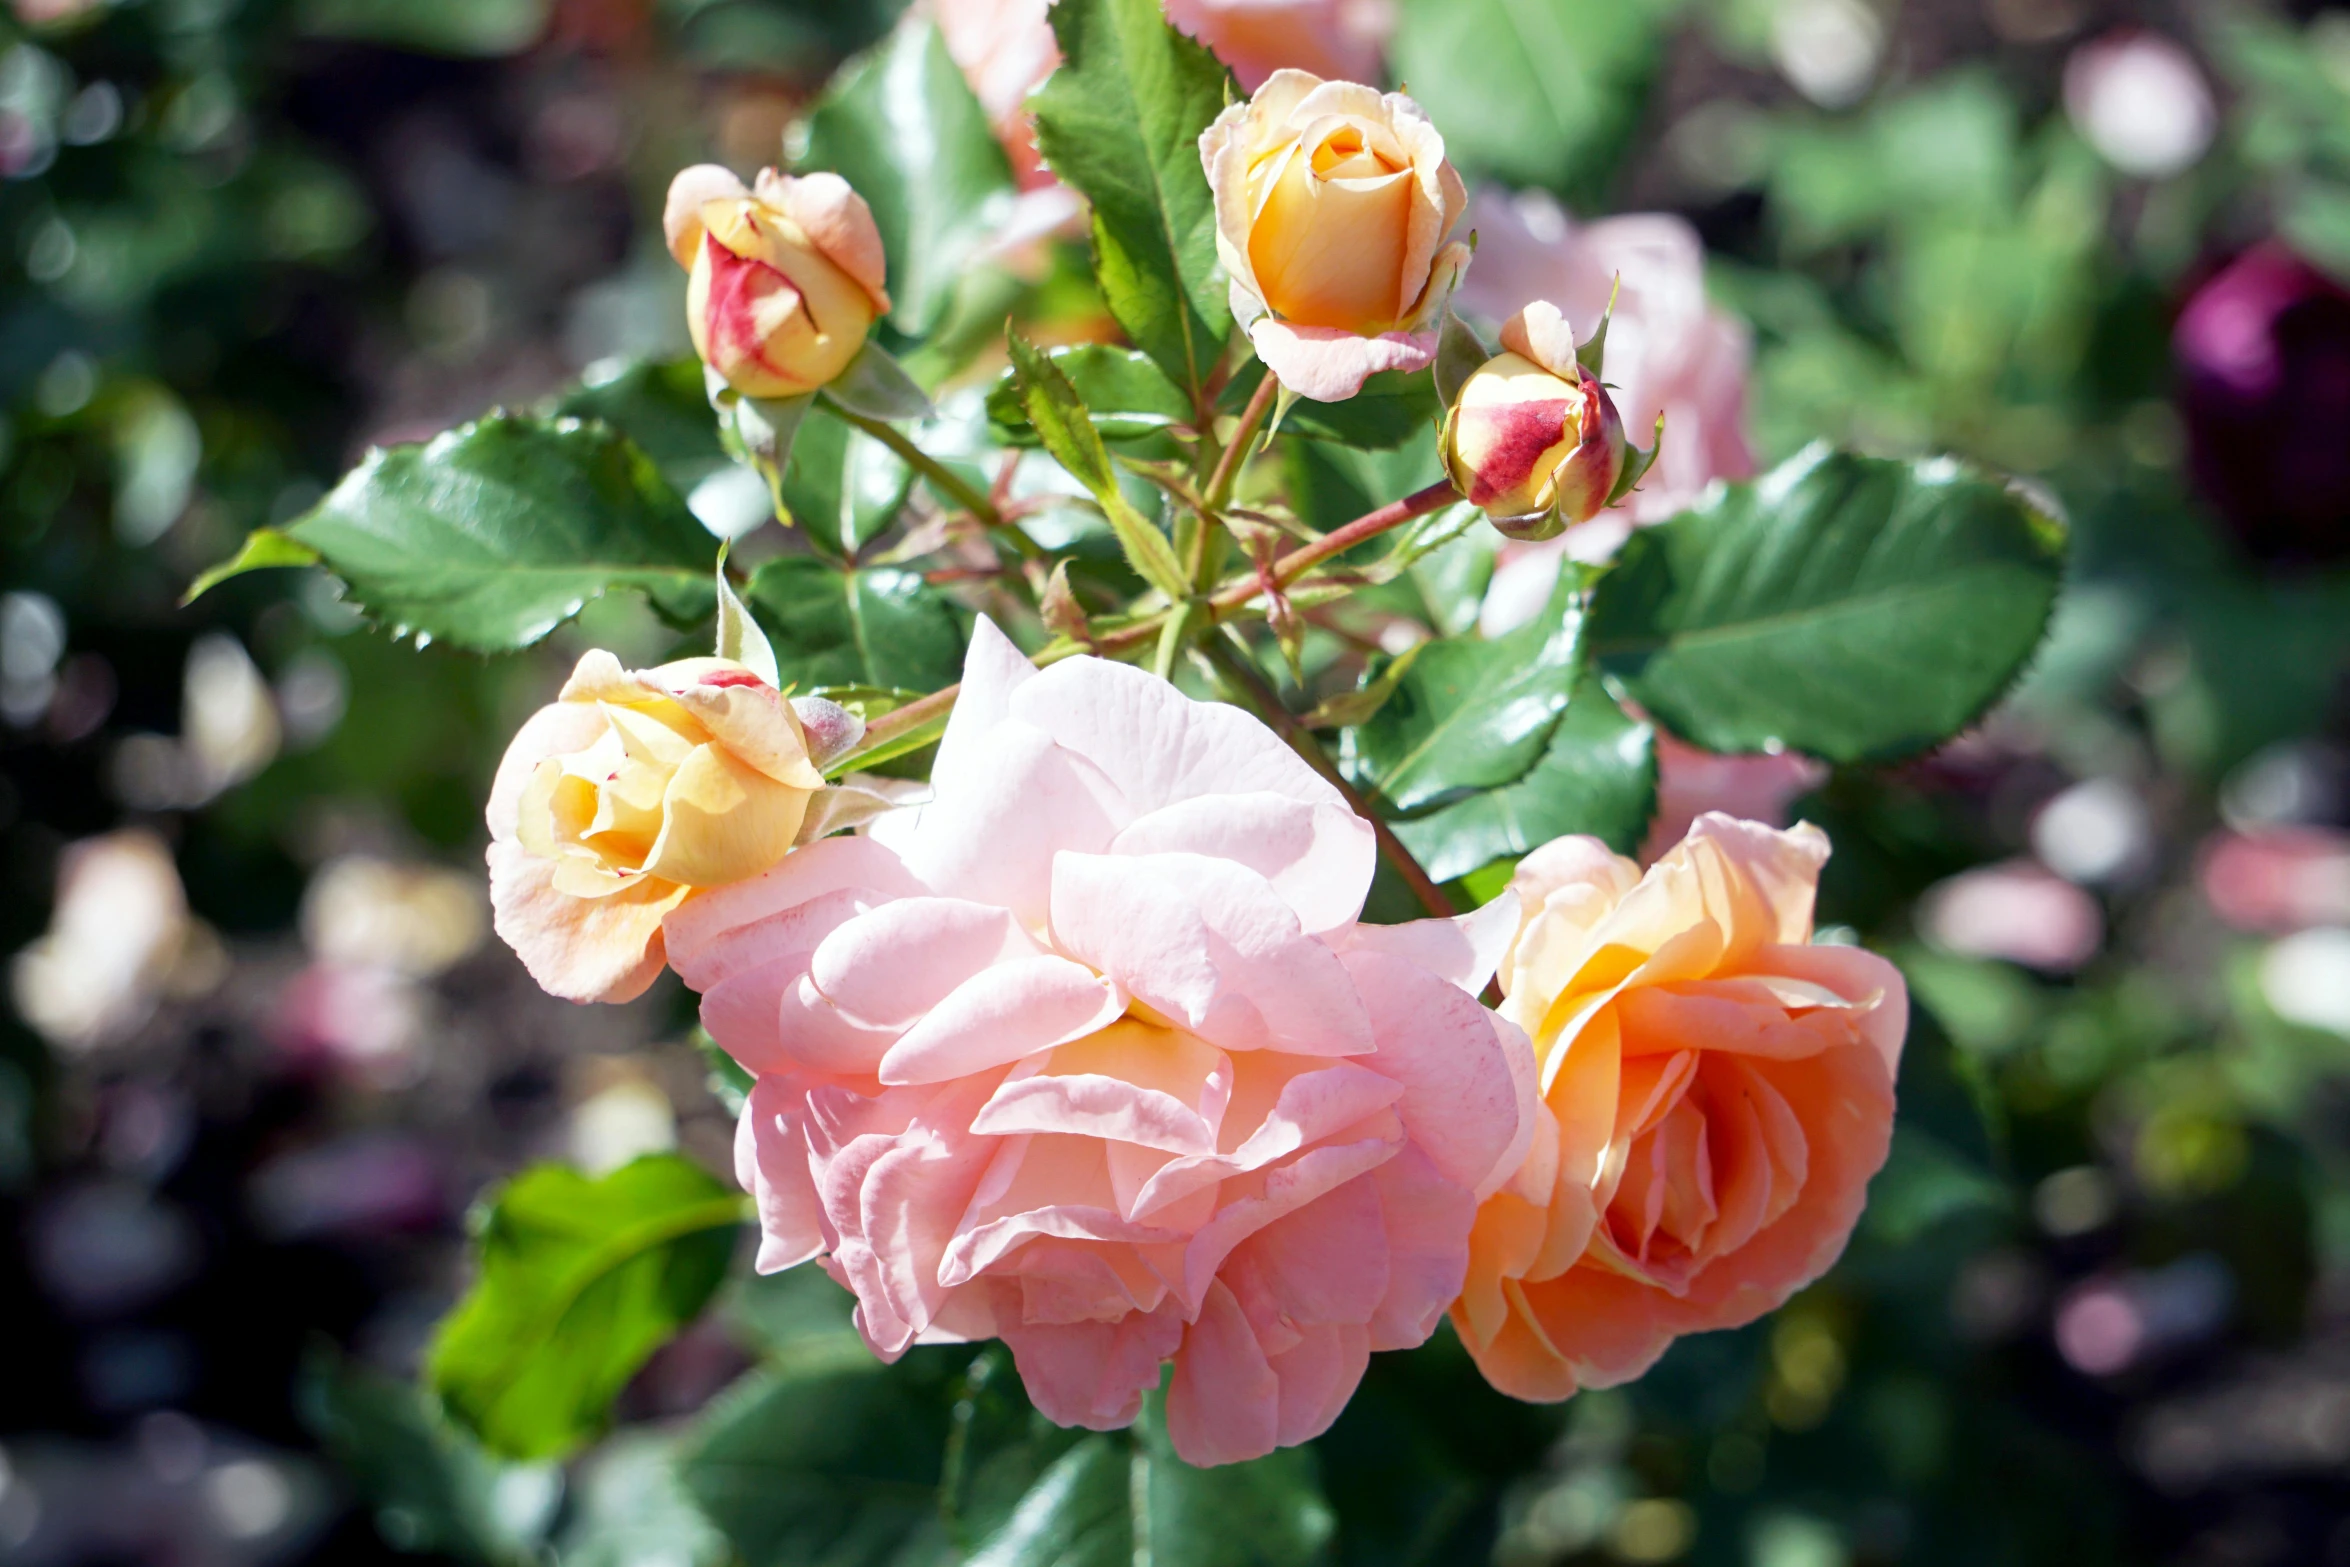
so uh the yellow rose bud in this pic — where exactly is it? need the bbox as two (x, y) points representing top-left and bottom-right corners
(1441, 301), (1629, 539)
(663, 165), (893, 400)
(486, 651), (835, 1003)
(1201, 71), (1472, 402)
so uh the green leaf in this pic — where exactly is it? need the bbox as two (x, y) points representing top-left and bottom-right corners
(824, 341), (936, 423)
(1394, 674), (1657, 882)
(546, 358), (731, 496)
(987, 345), (1193, 445)
(299, 0), (548, 55)
(1286, 425), (1444, 537)
(800, 19), (1018, 336)
(1389, 0), (1668, 207)
(678, 1344), (960, 1567)
(746, 555), (966, 692)
(944, 1358), (1334, 1567)
(557, 1432), (731, 1567)
(183, 527), (320, 605)
(281, 415), (718, 651)
(1588, 446), (2067, 762)
(1223, 361), (1441, 450)
(779, 408), (915, 558)
(1032, 0), (1233, 406)
(1008, 334), (1191, 602)
(427, 1155), (745, 1461)
(1345, 564), (1588, 813)
(299, 1351), (559, 1567)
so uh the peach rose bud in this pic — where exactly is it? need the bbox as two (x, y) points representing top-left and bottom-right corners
(1443, 301), (1630, 542)
(1452, 815), (1907, 1403)
(663, 165), (893, 400)
(486, 651), (843, 1004)
(1200, 71), (1472, 402)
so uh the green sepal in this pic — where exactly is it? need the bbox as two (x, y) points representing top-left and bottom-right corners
(821, 339), (935, 423)
(1606, 413), (1665, 509)
(713, 542), (781, 686)
(1435, 308), (1489, 408)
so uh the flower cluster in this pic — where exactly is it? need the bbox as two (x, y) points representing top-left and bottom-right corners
(475, 54), (1898, 1471)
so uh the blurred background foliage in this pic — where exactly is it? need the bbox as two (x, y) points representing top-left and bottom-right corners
(3, 0), (2350, 1565)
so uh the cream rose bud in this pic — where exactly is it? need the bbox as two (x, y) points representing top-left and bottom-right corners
(486, 651), (846, 1005)
(663, 165), (893, 400)
(1443, 301), (1629, 540)
(1201, 71), (1471, 402)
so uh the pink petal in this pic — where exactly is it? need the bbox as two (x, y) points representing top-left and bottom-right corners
(771, 169), (892, 313)
(1249, 319), (1436, 403)
(877, 955), (1125, 1085)
(1009, 652), (1349, 819)
(1338, 891), (1521, 994)
(736, 1077), (828, 1272)
(1367, 1145), (1475, 1350)
(1127, 1060), (1403, 1220)
(1224, 1170), (1390, 1330)
(1109, 792), (1373, 936)
(1341, 950), (1535, 1202)
(1002, 1298), (1187, 1432)
(894, 719), (1127, 927)
(662, 163), (749, 268)
(810, 897), (1044, 1029)
(922, 616), (1038, 803)
(1166, 1279), (1281, 1467)
(1182, 1129), (1403, 1312)
(858, 1080), (1002, 1340)
(662, 834), (924, 991)
(1267, 1322), (1371, 1449)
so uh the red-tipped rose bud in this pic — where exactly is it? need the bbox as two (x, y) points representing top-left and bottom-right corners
(1441, 301), (1629, 538)
(664, 165), (893, 400)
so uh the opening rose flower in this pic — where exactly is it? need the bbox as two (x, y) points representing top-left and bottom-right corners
(1201, 71), (1470, 403)
(1452, 815), (1906, 1402)
(663, 165), (892, 399)
(1443, 301), (1629, 542)
(487, 651), (844, 1004)
(663, 620), (1538, 1467)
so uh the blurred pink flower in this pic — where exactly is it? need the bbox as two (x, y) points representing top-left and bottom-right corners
(1918, 859), (2104, 973)
(2062, 29), (2216, 181)
(1642, 732), (1827, 864)
(664, 620), (1537, 1467)
(1163, 0), (1390, 90)
(2198, 828), (2350, 934)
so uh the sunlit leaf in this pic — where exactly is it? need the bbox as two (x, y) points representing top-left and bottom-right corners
(988, 345), (1192, 445)
(1008, 333), (1191, 601)
(745, 555), (966, 693)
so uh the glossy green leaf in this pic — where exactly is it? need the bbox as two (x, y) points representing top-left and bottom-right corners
(558, 1432), (730, 1567)
(300, 1352), (559, 1567)
(1286, 425), (1444, 537)
(1389, 0), (1668, 207)
(274, 414), (717, 651)
(546, 358), (730, 495)
(678, 1344), (960, 1567)
(1345, 565), (1587, 814)
(801, 19), (1018, 336)
(945, 1354), (1335, 1567)
(1008, 334), (1191, 601)
(1395, 674), (1657, 882)
(427, 1155), (745, 1461)
(1588, 446), (2067, 762)
(779, 408), (915, 558)
(987, 345), (1192, 445)
(746, 555), (966, 693)
(1032, 0), (1232, 406)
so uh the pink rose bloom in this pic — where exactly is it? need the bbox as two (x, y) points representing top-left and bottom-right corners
(663, 621), (1537, 1466)
(1917, 859), (2104, 973)
(1163, 0), (1391, 90)
(2199, 828), (2350, 934)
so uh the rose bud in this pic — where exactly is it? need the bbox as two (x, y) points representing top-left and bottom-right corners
(2175, 243), (2350, 566)
(663, 165), (893, 400)
(487, 651), (842, 1004)
(1442, 301), (1629, 539)
(1200, 71), (1471, 402)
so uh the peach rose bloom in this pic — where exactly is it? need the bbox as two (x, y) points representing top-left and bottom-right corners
(1202, 71), (1470, 402)
(1442, 301), (1630, 538)
(1454, 815), (1905, 1402)
(663, 166), (892, 399)
(664, 620), (1538, 1466)
(487, 652), (834, 1004)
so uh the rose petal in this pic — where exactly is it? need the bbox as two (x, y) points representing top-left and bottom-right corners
(1248, 318), (1435, 403)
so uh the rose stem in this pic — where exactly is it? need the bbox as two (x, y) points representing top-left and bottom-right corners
(1202, 372), (1279, 515)
(1198, 633), (1459, 922)
(1207, 478), (1459, 613)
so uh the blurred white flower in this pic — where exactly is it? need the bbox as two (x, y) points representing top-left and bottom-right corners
(1772, 0), (1884, 111)
(10, 830), (194, 1051)
(300, 855), (486, 978)
(2064, 31), (2216, 180)
(1918, 858), (2104, 972)
(1, 590), (64, 727)
(182, 633), (279, 798)
(2032, 776), (2154, 887)
(2259, 927), (2350, 1037)
(569, 1074), (676, 1176)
